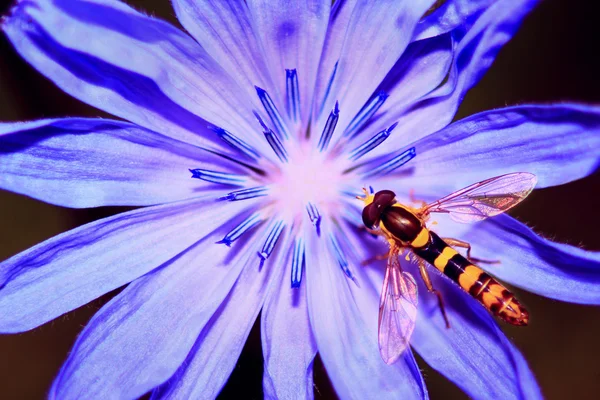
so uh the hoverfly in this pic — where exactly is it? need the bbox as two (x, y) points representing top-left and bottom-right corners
(358, 172), (537, 365)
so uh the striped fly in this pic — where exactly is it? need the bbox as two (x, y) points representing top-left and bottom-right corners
(359, 172), (537, 365)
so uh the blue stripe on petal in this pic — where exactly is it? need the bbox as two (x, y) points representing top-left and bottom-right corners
(405, 104), (600, 190)
(0, 196), (256, 333)
(262, 233), (317, 400)
(171, 0), (273, 102)
(151, 233), (292, 399)
(305, 231), (427, 399)
(362, 0), (538, 161)
(50, 231), (246, 400)
(3, 0), (259, 147)
(247, 0), (330, 129)
(318, 0), (435, 139)
(0, 118), (248, 208)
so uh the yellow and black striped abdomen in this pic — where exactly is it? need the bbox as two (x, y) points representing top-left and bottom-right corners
(413, 231), (529, 326)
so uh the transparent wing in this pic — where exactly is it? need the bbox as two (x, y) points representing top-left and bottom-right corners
(423, 172), (537, 223)
(378, 254), (418, 365)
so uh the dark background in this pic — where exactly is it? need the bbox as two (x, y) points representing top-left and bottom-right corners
(1, 0), (599, 398)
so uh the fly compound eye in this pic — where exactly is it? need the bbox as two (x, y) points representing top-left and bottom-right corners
(372, 190), (396, 209)
(362, 202), (380, 228)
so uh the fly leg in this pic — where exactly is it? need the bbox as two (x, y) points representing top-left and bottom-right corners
(417, 258), (450, 329)
(409, 189), (428, 209)
(443, 237), (500, 265)
(361, 250), (391, 266)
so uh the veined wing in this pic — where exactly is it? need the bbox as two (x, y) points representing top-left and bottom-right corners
(378, 254), (418, 365)
(422, 172), (537, 223)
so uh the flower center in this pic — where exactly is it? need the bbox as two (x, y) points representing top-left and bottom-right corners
(270, 141), (344, 221)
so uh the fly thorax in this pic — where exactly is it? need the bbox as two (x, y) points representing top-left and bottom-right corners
(381, 206), (423, 243)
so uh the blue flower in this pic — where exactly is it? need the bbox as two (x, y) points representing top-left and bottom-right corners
(1, 0), (599, 399)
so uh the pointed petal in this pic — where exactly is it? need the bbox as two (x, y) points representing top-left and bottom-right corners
(316, 0), (435, 137)
(0, 118), (248, 208)
(442, 214), (600, 304)
(49, 225), (252, 400)
(151, 233), (292, 399)
(0, 196), (257, 333)
(368, 0), (539, 151)
(372, 104), (600, 193)
(172, 0), (274, 100)
(2, 0), (262, 148)
(305, 227), (427, 399)
(247, 0), (331, 129)
(414, 0), (497, 40)
(261, 239), (317, 400)
(410, 271), (542, 400)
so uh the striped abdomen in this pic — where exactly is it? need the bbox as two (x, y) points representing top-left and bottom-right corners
(413, 230), (529, 326)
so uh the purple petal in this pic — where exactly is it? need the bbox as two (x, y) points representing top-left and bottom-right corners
(2, 0), (262, 149)
(312, 0), (356, 120)
(171, 0), (274, 101)
(370, 0), (538, 151)
(261, 237), (317, 400)
(373, 104), (600, 193)
(305, 226), (427, 399)
(0, 196), (258, 333)
(151, 233), (292, 399)
(315, 0), (435, 140)
(0, 118), (249, 208)
(409, 270), (542, 399)
(342, 33), (453, 159)
(49, 226), (253, 400)
(414, 0), (497, 40)
(247, 0), (331, 130)
(443, 214), (600, 304)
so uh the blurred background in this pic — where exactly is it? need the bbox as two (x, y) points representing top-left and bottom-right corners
(1, 0), (599, 398)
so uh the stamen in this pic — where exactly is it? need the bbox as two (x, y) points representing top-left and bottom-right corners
(319, 60), (339, 116)
(343, 91), (389, 138)
(255, 86), (289, 139)
(317, 101), (340, 152)
(286, 69), (300, 122)
(216, 213), (262, 246)
(264, 130), (289, 163)
(363, 147), (416, 178)
(189, 168), (246, 186)
(330, 234), (355, 280)
(306, 202), (322, 236)
(208, 126), (260, 160)
(218, 186), (268, 201)
(291, 238), (305, 288)
(258, 220), (285, 267)
(349, 122), (397, 161)
(254, 112), (289, 163)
